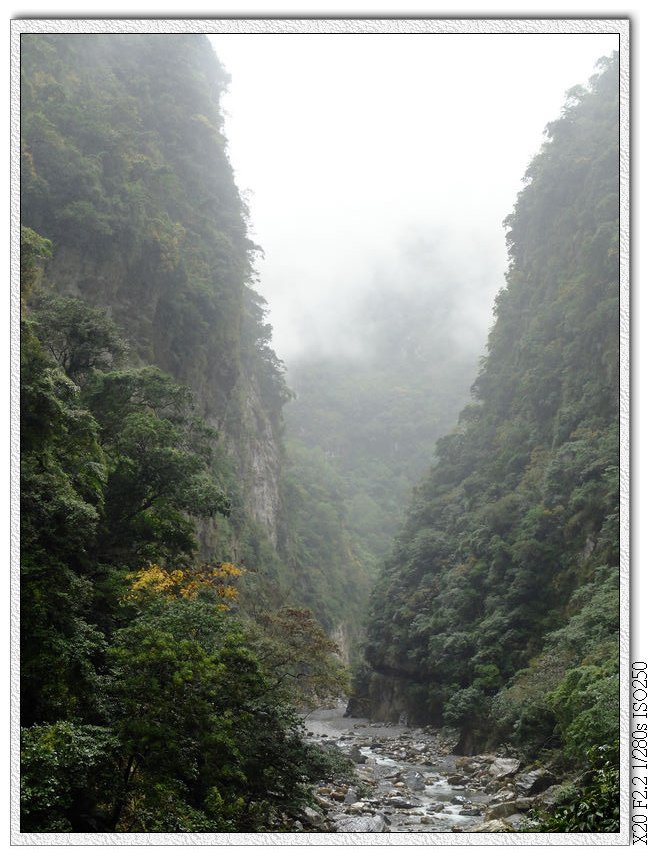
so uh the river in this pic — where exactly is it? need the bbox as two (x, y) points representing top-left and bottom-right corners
(302, 703), (501, 833)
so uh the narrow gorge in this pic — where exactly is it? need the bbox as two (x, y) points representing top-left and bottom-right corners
(19, 32), (621, 836)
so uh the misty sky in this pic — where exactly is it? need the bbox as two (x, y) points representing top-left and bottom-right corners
(208, 32), (618, 362)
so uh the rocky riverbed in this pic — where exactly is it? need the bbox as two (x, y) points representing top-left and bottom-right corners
(298, 704), (561, 834)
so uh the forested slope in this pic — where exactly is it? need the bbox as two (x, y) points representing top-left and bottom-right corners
(21, 34), (290, 561)
(361, 57), (620, 776)
(19, 34), (352, 832)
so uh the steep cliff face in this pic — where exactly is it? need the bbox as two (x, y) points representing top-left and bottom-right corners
(361, 57), (620, 760)
(237, 378), (284, 547)
(21, 33), (286, 554)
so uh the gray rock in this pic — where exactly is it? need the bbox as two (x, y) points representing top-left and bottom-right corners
(458, 808), (482, 816)
(508, 812), (531, 830)
(403, 771), (426, 792)
(486, 801), (520, 820)
(344, 788), (358, 804)
(514, 797), (536, 811)
(488, 757), (521, 779)
(333, 814), (389, 833)
(488, 788), (516, 804)
(300, 806), (325, 828)
(348, 745), (367, 764)
(372, 764), (402, 780)
(447, 774), (466, 785)
(466, 818), (515, 833)
(536, 784), (565, 806)
(515, 768), (556, 796)
(487, 798), (536, 820)
(386, 796), (420, 809)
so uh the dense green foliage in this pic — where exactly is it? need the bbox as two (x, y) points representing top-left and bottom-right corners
(20, 236), (350, 832)
(524, 746), (620, 832)
(20, 31), (360, 638)
(361, 56), (620, 796)
(21, 33), (289, 561)
(19, 34), (351, 833)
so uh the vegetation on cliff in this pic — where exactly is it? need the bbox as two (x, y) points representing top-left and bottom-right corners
(361, 56), (620, 813)
(19, 34), (350, 832)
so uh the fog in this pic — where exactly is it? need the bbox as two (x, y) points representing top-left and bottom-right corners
(209, 33), (618, 363)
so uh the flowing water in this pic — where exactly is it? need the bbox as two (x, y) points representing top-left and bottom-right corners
(303, 704), (492, 833)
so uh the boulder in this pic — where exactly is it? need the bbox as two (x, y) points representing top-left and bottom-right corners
(333, 814), (389, 833)
(447, 774), (466, 785)
(488, 788), (516, 804)
(487, 798), (536, 820)
(300, 806), (325, 829)
(488, 758), (521, 779)
(313, 793), (333, 809)
(536, 784), (565, 807)
(486, 801), (520, 820)
(513, 797), (536, 812)
(386, 796), (420, 809)
(507, 812), (531, 830)
(515, 768), (556, 796)
(450, 795), (470, 805)
(403, 771), (426, 792)
(348, 745), (367, 764)
(466, 818), (515, 833)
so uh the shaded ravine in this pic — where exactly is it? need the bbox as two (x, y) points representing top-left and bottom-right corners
(301, 703), (559, 833)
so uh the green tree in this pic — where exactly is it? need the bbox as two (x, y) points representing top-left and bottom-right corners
(30, 292), (127, 383)
(20, 315), (108, 725)
(250, 607), (350, 709)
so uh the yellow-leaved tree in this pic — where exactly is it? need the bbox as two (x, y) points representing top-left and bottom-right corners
(125, 562), (243, 610)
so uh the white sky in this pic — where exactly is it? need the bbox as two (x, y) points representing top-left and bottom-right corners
(209, 32), (619, 360)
